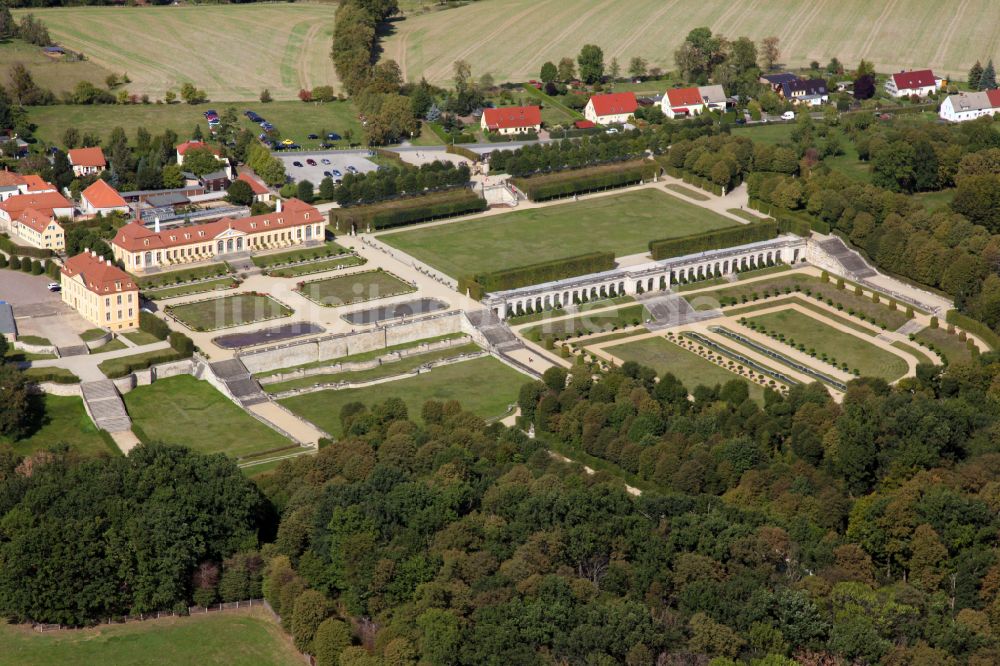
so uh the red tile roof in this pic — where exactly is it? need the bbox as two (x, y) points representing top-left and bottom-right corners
(16, 208), (57, 234)
(82, 179), (127, 210)
(237, 172), (269, 195)
(482, 105), (541, 130)
(22, 175), (55, 192)
(666, 86), (705, 107)
(67, 147), (106, 168)
(0, 190), (73, 219)
(574, 120), (596, 129)
(0, 170), (26, 187)
(112, 198), (320, 252)
(588, 92), (637, 117)
(176, 140), (220, 156)
(987, 89), (1000, 108)
(62, 251), (136, 294)
(891, 69), (937, 90)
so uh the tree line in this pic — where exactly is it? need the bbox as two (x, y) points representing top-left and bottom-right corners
(334, 160), (470, 206)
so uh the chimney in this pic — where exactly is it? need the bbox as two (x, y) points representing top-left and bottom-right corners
(154, 217), (160, 233)
(106, 259), (111, 267)
(276, 198), (282, 213)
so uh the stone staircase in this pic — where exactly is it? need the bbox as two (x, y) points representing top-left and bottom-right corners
(639, 293), (721, 330)
(209, 358), (269, 406)
(815, 237), (877, 278)
(80, 380), (132, 433)
(56, 344), (89, 358)
(466, 309), (523, 352)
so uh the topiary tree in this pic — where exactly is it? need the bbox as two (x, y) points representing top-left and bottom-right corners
(20, 257), (31, 272)
(930, 316), (939, 329)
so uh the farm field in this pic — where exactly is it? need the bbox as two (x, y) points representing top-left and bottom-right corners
(280, 356), (525, 436)
(0, 395), (116, 458)
(0, 40), (112, 97)
(605, 335), (766, 404)
(0, 610), (301, 666)
(13, 5), (338, 101)
(27, 100), (363, 149)
(123, 375), (291, 459)
(746, 309), (909, 381)
(382, 188), (738, 278)
(382, 0), (1000, 86)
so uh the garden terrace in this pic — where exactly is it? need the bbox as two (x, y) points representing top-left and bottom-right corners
(297, 270), (416, 308)
(166, 293), (292, 332)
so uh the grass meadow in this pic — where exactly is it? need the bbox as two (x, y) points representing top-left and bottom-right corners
(0, 394), (117, 458)
(382, 188), (738, 278)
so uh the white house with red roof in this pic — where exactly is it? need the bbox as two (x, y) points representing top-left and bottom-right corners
(111, 198), (323, 272)
(67, 147), (107, 177)
(584, 92), (637, 125)
(939, 90), (1000, 122)
(0, 171), (57, 202)
(480, 105), (542, 135)
(61, 249), (139, 331)
(885, 69), (942, 98)
(660, 85), (728, 119)
(0, 190), (74, 234)
(236, 171), (273, 203)
(80, 179), (129, 216)
(10, 208), (64, 251)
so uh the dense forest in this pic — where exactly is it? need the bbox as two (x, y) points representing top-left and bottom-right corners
(6, 347), (1000, 663)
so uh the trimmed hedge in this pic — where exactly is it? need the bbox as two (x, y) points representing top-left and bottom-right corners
(23, 368), (80, 384)
(169, 330), (195, 355)
(649, 221), (778, 260)
(139, 311), (170, 341)
(750, 199), (831, 234)
(946, 310), (1000, 351)
(446, 144), (479, 161)
(511, 160), (657, 201)
(460, 252), (615, 300)
(100, 349), (190, 379)
(0, 233), (52, 258)
(330, 189), (487, 233)
(371, 148), (405, 164)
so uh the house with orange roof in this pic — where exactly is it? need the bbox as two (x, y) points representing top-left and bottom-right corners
(111, 198), (324, 273)
(10, 208), (64, 251)
(236, 171), (273, 203)
(584, 92), (637, 125)
(0, 170), (57, 202)
(480, 106), (542, 135)
(61, 249), (139, 330)
(80, 179), (129, 216)
(176, 140), (230, 177)
(68, 147), (107, 177)
(0, 190), (74, 235)
(660, 85), (728, 119)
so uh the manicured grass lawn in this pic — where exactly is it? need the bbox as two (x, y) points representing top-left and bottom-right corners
(5, 349), (56, 362)
(79, 328), (107, 342)
(382, 189), (738, 278)
(893, 340), (936, 366)
(124, 376), (290, 458)
(135, 264), (230, 290)
(0, 610), (301, 666)
(167, 294), (292, 331)
(264, 343), (482, 394)
(298, 270), (415, 307)
(522, 305), (648, 342)
(916, 327), (974, 364)
(746, 309), (908, 381)
(914, 188), (956, 212)
(726, 296), (878, 337)
(666, 183), (710, 201)
(16, 335), (50, 346)
(731, 124), (795, 145)
(280, 356), (526, 437)
(267, 255), (366, 278)
(97, 348), (179, 378)
(251, 242), (346, 268)
(144, 277), (239, 301)
(606, 336), (765, 404)
(23, 367), (80, 383)
(0, 395), (116, 458)
(91, 338), (128, 353)
(727, 208), (763, 223)
(121, 330), (163, 346)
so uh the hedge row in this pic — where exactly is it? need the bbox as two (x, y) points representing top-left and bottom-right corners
(23, 369), (80, 384)
(649, 221), (778, 260)
(750, 198), (832, 234)
(0, 234), (52, 259)
(659, 163), (726, 196)
(330, 189), (487, 233)
(371, 148), (405, 164)
(101, 349), (190, 379)
(446, 144), (480, 161)
(511, 160), (657, 201)
(946, 309), (1000, 351)
(139, 311), (170, 341)
(459, 251), (615, 300)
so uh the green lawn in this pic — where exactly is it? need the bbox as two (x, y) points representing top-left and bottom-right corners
(251, 242), (347, 268)
(124, 376), (291, 458)
(144, 277), (240, 301)
(0, 39), (112, 97)
(382, 188), (738, 278)
(121, 330), (163, 346)
(916, 327), (974, 364)
(522, 305), (648, 342)
(0, 610), (301, 666)
(298, 269), (415, 307)
(79, 328), (107, 342)
(27, 100), (363, 150)
(731, 124), (795, 146)
(280, 356), (526, 437)
(0, 395), (116, 458)
(267, 255), (366, 278)
(167, 293), (292, 331)
(135, 264), (230, 290)
(914, 188), (956, 212)
(606, 336), (765, 404)
(892, 340), (936, 366)
(90, 338), (128, 353)
(746, 309), (908, 381)
(666, 183), (710, 201)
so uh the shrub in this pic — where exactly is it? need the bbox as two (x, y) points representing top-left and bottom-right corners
(140, 311), (170, 340)
(30, 260), (43, 275)
(0, 254), (7, 269)
(854, 285), (862, 296)
(169, 331), (195, 355)
(649, 221), (778, 260)
(930, 316), (939, 329)
(461, 252), (615, 298)
(20, 258), (31, 272)
(821, 271), (829, 283)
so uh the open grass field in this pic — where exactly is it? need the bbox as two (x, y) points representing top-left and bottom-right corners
(0, 395), (116, 458)
(606, 335), (765, 404)
(916, 326), (974, 364)
(746, 309), (909, 381)
(382, 188), (738, 278)
(280, 356), (525, 436)
(383, 0), (1000, 86)
(27, 100), (363, 149)
(167, 293), (292, 331)
(0, 610), (301, 666)
(299, 269), (415, 307)
(0, 39), (112, 97)
(14, 5), (338, 101)
(124, 375), (291, 458)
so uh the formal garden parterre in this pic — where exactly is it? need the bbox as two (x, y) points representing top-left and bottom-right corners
(296, 269), (416, 308)
(165, 293), (293, 332)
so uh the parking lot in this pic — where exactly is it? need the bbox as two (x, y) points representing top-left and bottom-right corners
(274, 151), (378, 185)
(0, 270), (90, 346)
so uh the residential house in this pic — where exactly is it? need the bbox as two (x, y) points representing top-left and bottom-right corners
(760, 73), (799, 92)
(781, 78), (829, 106)
(584, 92), (638, 125)
(0, 190), (74, 233)
(10, 208), (64, 251)
(939, 90), (1000, 122)
(199, 169), (230, 193)
(660, 85), (727, 119)
(112, 198), (324, 273)
(480, 105), (542, 135)
(61, 249), (139, 331)
(67, 147), (107, 177)
(885, 69), (941, 98)
(80, 179), (129, 216)
(0, 171), (57, 202)
(236, 172), (272, 203)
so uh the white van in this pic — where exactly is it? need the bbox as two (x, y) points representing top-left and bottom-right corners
(781, 111), (796, 120)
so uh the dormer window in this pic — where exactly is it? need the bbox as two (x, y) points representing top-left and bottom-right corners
(250, 222), (256, 229)
(144, 239), (149, 246)
(304, 213), (310, 220)
(184, 233), (190, 239)
(278, 218), (283, 224)
(199, 231), (205, 237)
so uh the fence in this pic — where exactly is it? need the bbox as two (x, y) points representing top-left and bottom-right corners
(32, 598), (267, 632)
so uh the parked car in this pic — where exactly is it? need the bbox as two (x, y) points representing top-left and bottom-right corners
(203, 110), (217, 118)
(346, 165), (358, 173)
(606, 128), (619, 134)
(323, 170), (332, 178)
(321, 158), (331, 165)
(287, 144), (301, 150)
(281, 139), (295, 146)
(326, 132), (340, 140)
(331, 169), (342, 177)
(307, 133), (319, 140)
(46, 282), (60, 292)
(292, 161), (303, 167)
(306, 158), (317, 166)
(735, 118), (747, 125)
(781, 111), (795, 120)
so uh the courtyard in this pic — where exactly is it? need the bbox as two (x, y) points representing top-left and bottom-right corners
(165, 293), (293, 331)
